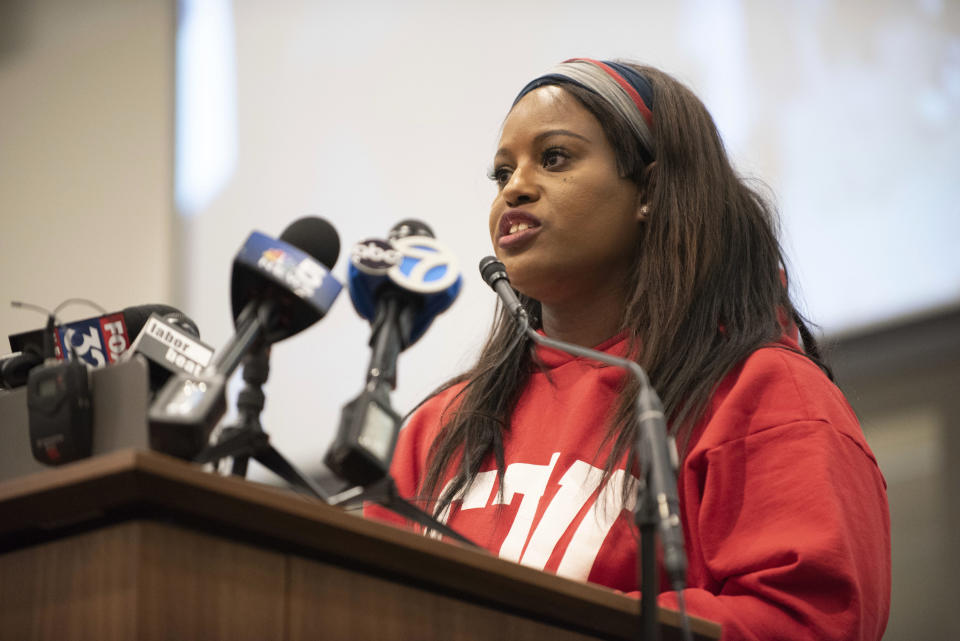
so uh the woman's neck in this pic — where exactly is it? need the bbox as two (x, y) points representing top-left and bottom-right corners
(539, 276), (628, 348)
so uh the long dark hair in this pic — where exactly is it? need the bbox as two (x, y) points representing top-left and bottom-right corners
(419, 63), (830, 518)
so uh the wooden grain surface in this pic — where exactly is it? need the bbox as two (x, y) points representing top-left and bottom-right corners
(134, 521), (286, 640)
(0, 521), (139, 641)
(0, 521), (286, 641)
(0, 449), (721, 640)
(287, 555), (608, 641)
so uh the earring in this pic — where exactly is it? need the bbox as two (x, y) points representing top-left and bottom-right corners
(639, 204), (650, 216)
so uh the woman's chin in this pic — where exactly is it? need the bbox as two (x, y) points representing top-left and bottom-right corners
(500, 263), (563, 305)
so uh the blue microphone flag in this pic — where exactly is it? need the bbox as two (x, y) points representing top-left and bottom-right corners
(233, 231), (342, 319)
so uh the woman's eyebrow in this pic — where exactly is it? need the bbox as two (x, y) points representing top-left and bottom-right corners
(495, 129), (592, 158)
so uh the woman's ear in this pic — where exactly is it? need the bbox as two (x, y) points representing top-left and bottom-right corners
(637, 201), (650, 222)
(636, 161), (657, 222)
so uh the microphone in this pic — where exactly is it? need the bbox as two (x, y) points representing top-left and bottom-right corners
(478, 256), (527, 321)
(5, 302), (202, 465)
(5, 304), (200, 391)
(324, 219), (461, 486)
(1, 350), (43, 390)
(122, 312), (214, 394)
(8, 304), (191, 369)
(149, 217), (343, 460)
(348, 219), (462, 353)
(478, 256), (688, 594)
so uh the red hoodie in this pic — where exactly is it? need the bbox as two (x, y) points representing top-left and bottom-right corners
(365, 333), (891, 640)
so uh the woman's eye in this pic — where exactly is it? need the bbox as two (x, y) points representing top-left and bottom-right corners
(489, 166), (513, 188)
(542, 148), (568, 169)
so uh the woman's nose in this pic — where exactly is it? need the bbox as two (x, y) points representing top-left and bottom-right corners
(502, 164), (539, 207)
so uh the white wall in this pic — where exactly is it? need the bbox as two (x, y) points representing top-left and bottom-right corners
(180, 1), (706, 481)
(3, 0), (957, 486)
(177, 0), (959, 484)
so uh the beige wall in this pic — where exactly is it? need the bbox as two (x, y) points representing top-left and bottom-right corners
(0, 0), (174, 338)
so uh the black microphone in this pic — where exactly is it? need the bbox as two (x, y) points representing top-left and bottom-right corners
(347, 219), (462, 384)
(7, 304), (196, 377)
(478, 256), (688, 593)
(324, 219), (462, 487)
(149, 217), (343, 460)
(479, 256), (527, 321)
(4, 302), (199, 401)
(0, 350), (44, 390)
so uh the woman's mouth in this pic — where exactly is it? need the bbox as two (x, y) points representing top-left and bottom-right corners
(498, 211), (542, 249)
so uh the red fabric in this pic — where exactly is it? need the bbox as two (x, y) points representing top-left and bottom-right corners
(365, 334), (890, 641)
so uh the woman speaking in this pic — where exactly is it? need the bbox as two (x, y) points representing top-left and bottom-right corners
(366, 59), (890, 641)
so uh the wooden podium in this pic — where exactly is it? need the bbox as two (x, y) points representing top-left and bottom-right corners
(0, 450), (721, 640)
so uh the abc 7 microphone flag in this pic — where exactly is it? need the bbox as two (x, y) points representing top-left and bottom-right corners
(349, 234), (461, 346)
(387, 236), (460, 295)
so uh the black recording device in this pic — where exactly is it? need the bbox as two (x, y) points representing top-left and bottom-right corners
(329, 385), (403, 486)
(21, 312), (93, 465)
(12, 302), (202, 466)
(26, 357), (93, 464)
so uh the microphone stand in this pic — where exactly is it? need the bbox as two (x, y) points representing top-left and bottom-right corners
(195, 343), (329, 501)
(637, 474), (660, 641)
(523, 329), (690, 641)
(479, 256), (692, 641)
(326, 471), (478, 547)
(324, 293), (479, 548)
(324, 375), (480, 546)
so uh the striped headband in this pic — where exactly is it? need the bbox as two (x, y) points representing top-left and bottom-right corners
(513, 58), (655, 161)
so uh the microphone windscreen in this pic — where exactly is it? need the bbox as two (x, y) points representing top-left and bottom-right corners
(280, 217), (341, 270)
(388, 219), (434, 241)
(122, 304), (199, 339)
(347, 238), (397, 322)
(479, 256), (509, 288)
(1, 350), (44, 389)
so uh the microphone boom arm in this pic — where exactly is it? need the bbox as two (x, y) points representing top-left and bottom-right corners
(524, 328), (687, 591)
(479, 255), (688, 596)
